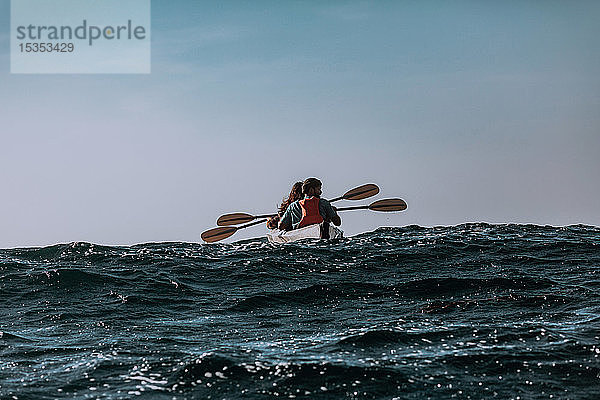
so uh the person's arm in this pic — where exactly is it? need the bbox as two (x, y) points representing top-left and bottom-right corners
(278, 208), (293, 231)
(330, 212), (341, 226)
(320, 199), (341, 226)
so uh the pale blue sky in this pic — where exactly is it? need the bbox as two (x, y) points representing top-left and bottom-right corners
(1, 1), (599, 247)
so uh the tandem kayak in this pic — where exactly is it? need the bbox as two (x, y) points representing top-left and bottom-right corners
(267, 222), (343, 244)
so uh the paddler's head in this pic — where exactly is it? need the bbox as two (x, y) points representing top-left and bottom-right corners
(302, 178), (322, 198)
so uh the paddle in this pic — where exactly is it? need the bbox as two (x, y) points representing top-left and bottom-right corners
(335, 198), (407, 213)
(201, 219), (268, 243)
(216, 183), (380, 226)
(217, 212), (276, 226)
(328, 183), (380, 202)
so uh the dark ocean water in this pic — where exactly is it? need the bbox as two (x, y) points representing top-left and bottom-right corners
(1, 224), (599, 399)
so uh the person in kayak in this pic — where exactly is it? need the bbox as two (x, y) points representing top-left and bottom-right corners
(266, 181), (303, 229)
(278, 178), (341, 231)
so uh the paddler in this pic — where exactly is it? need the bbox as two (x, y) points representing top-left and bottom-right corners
(278, 178), (341, 231)
(266, 181), (303, 229)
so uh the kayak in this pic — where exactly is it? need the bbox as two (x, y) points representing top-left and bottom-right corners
(266, 223), (343, 244)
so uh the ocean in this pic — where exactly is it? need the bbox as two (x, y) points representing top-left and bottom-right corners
(1, 223), (599, 399)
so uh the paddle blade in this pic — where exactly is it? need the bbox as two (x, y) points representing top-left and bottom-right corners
(201, 226), (237, 243)
(217, 213), (255, 226)
(369, 198), (407, 212)
(343, 184), (380, 201)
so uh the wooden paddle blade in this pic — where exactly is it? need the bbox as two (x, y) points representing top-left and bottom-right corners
(369, 198), (407, 212)
(343, 184), (380, 201)
(217, 213), (255, 226)
(201, 226), (238, 243)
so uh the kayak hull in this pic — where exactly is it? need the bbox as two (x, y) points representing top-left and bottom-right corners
(266, 223), (343, 244)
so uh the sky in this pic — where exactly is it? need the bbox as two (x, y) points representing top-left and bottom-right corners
(0, 1), (599, 247)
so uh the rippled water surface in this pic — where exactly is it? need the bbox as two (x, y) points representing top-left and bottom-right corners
(1, 224), (599, 399)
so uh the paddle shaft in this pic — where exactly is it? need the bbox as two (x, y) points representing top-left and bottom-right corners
(219, 198), (353, 226)
(237, 218), (269, 230)
(216, 184), (380, 226)
(253, 213), (277, 219)
(255, 196), (364, 219)
(329, 185), (377, 202)
(251, 196), (357, 218)
(253, 195), (347, 218)
(335, 205), (370, 212)
(328, 195), (348, 202)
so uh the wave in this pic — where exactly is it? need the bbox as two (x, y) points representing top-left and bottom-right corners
(0, 331), (35, 342)
(228, 283), (389, 311)
(336, 328), (471, 347)
(170, 352), (410, 397)
(228, 277), (557, 312)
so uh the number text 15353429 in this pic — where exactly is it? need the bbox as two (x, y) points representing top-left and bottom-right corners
(19, 43), (74, 53)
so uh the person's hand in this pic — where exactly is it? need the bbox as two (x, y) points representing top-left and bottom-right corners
(266, 217), (279, 229)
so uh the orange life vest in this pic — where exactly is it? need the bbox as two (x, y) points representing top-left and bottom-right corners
(298, 197), (324, 228)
